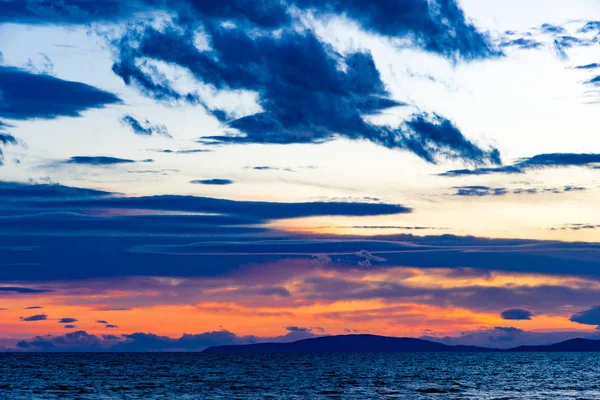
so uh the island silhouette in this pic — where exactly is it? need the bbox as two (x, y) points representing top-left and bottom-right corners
(202, 334), (600, 353)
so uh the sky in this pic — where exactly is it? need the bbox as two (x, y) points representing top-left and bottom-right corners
(2, 0), (600, 351)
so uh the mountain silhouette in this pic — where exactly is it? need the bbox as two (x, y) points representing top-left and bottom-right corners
(508, 338), (600, 352)
(203, 334), (600, 353)
(203, 334), (495, 353)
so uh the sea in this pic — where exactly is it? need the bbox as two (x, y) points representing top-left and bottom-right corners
(1, 352), (599, 399)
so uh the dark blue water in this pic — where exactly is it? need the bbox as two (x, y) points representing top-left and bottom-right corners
(1, 352), (599, 399)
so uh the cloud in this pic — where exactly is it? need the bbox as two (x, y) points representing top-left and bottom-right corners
(424, 327), (598, 349)
(550, 223), (600, 231)
(96, 320), (108, 324)
(24, 306), (43, 310)
(570, 306), (600, 326)
(62, 156), (142, 166)
(247, 166), (294, 172)
(5, 0), (496, 60)
(540, 24), (566, 34)
(0, 0), (150, 24)
(105, 324), (118, 329)
(58, 318), (78, 324)
(501, 38), (543, 50)
(190, 179), (234, 186)
(20, 314), (48, 322)
(121, 115), (171, 138)
(6, 180), (600, 286)
(8, 327), (320, 352)
(575, 63), (600, 70)
(441, 153), (600, 176)
(64, 325), (77, 329)
(0, 132), (21, 166)
(0, 66), (121, 120)
(452, 185), (586, 197)
(295, 0), (498, 60)
(586, 76), (600, 86)
(453, 186), (507, 197)
(153, 149), (211, 154)
(111, 5), (500, 165)
(501, 309), (533, 320)
(0, 287), (52, 294)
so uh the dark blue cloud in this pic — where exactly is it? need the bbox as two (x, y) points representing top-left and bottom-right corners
(190, 179), (234, 186)
(9, 328), (319, 352)
(96, 320), (108, 324)
(58, 318), (78, 324)
(5, 180), (600, 284)
(249, 166), (292, 172)
(452, 185), (586, 197)
(6, 181), (410, 221)
(439, 165), (522, 177)
(4, 0), (496, 60)
(440, 153), (600, 176)
(0, 133), (17, 146)
(24, 306), (43, 309)
(0, 0), (151, 24)
(0, 132), (20, 166)
(570, 306), (600, 326)
(550, 223), (600, 231)
(579, 21), (600, 34)
(501, 309), (533, 320)
(105, 324), (118, 329)
(0, 181), (111, 199)
(0, 287), (51, 294)
(0, 66), (121, 120)
(575, 63), (600, 70)
(520, 153), (600, 167)
(501, 38), (543, 50)
(294, 0), (498, 60)
(540, 24), (566, 34)
(153, 149), (211, 154)
(64, 325), (77, 329)
(63, 156), (141, 166)
(112, 11), (500, 165)
(20, 314), (48, 322)
(121, 115), (171, 138)
(587, 76), (600, 85)
(453, 186), (507, 197)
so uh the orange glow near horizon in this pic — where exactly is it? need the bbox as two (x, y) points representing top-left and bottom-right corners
(2, 264), (598, 340)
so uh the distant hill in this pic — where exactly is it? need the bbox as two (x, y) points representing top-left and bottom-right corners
(203, 334), (494, 353)
(203, 334), (600, 353)
(508, 338), (600, 352)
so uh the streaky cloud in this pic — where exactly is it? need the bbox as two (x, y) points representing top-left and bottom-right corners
(575, 63), (600, 70)
(190, 179), (234, 186)
(453, 186), (507, 197)
(440, 153), (600, 176)
(121, 115), (171, 138)
(0, 287), (52, 294)
(0, 66), (121, 120)
(63, 156), (144, 166)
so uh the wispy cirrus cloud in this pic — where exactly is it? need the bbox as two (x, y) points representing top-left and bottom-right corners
(441, 153), (600, 177)
(121, 115), (171, 138)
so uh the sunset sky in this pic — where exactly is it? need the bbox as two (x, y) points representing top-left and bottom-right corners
(2, 0), (600, 351)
